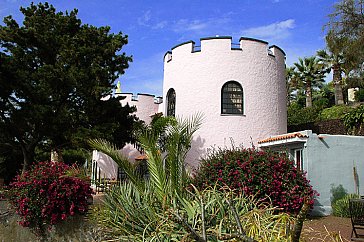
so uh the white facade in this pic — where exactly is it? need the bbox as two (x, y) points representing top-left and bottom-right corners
(162, 36), (286, 166)
(118, 93), (162, 125)
(93, 36), (287, 176)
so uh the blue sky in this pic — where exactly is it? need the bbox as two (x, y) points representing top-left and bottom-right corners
(1, 0), (337, 96)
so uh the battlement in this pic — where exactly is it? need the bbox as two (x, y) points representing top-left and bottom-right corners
(117, 93), (163, 104)
(164, 36), (285, 63)
(118, 93), (162, 125)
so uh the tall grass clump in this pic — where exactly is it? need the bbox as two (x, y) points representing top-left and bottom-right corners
(332, 193), (359, 217)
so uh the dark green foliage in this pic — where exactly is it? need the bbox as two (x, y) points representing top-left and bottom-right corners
(355, 88), (364, 101)
(288, 103), (321, 126)
(0, 145), (23, 184)
(327, 0), (364, 71)
(313, 83), (335, 108)
(332, 193), (359, 217)
(330, 184), (348, 204)
(0, 2), (136, 172)
(192, 147), (317, 214)
(320, 105), (353, 120)
(342, 104), (364, 134)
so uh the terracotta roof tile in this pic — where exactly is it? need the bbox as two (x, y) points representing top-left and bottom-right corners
(258, 132), (308, 144)
(135, 154), (148, 160)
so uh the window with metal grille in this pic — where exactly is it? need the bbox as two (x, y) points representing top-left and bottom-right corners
(167, 88), (176, 117)
(221, 81), (243, 114)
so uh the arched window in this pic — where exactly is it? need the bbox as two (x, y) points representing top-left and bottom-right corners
(221, 81), (243, 114)
(166, 88), (176, 117)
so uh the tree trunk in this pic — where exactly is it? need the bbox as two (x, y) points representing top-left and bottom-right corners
(305, 81), (313, 107)
(291, 201), (310, 242)
(19, 140), (37, 174)
(333, 65), (344, 105)
(20, 145), (33, 174)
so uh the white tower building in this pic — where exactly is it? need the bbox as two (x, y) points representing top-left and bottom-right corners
(162, 36), (287, 166)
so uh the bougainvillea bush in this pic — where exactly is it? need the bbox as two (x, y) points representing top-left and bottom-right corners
(7, 161), (93, 235)
(192, 147), (317, 214)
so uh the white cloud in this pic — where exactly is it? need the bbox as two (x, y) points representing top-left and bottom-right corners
(152, 20), (168, 29)
(137, 10), (152, 26)
(172, 17), (231, 35)
(240, 19), (295, 40)
(173, 19), (207, 32)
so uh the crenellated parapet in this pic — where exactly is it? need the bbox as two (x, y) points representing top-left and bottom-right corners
(118, 93), (162, 125)
(163, 36), (285, 64)
(117, 93), (162, 105)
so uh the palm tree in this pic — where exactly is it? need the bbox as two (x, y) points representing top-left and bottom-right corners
(293, 56), (326, 107)
(317, 31), (347, 105)
(286, 66), (300, 106)
(89, 114), (203, 198)
(88, 114), (203, 239)
(317, 49), (344, 105)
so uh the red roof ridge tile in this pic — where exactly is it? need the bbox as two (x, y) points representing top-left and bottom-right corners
(258, 132), (308, 144)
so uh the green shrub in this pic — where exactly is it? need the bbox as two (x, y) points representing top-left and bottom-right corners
(330, 184), (348, 204)
(288, 103), (322, 126)
(342, 104), (364, 134)
(192, 147), (317, 214)
(320, 105), (353, 120)
(355, 88), (364, 102)
(332, 193), (359, 217)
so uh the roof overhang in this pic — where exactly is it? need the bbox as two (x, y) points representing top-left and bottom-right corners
(258, 132), (309, 148)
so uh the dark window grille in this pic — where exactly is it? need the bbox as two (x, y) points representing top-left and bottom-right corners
(167, 88), (176, 117)
(221, 81), (243, 114)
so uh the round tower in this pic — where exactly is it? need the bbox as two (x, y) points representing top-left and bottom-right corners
(162, 36), (287, 167)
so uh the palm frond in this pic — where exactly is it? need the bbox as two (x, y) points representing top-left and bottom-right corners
(138, 129), (168, 201)
(88, 139), (144, 192)
(165, 113), (203, 195)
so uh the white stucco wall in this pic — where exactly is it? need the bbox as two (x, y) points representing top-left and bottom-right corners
(118, 93), (161, 125)
(162, 36), (287, 167)
(92, 150), (118, 179)
(304, 133), (364, 215)
(92, 93), (161, 183)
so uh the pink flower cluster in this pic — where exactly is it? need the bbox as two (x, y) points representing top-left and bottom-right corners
(193, 148), (318, 214)
(7, 161), (93, 235)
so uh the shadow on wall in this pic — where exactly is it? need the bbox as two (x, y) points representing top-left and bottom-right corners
(120, 143), (142, 164)
(310, 198), (331, 216)
(92, 151), (118, 179)
(186, 136), (206, 170)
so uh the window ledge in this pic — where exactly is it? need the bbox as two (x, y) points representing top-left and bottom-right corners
(220, 114), (246, 117)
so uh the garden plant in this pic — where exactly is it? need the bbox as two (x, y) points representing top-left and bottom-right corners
(6, 161), (93, 236)
(192, 147), (317, 214)
(89, 115), (319, 241)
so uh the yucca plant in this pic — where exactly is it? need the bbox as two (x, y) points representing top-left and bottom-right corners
(332, 193), (359, 217)
(149, 185), (295, 242)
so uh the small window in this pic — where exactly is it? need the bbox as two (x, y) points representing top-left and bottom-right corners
(166, 88), (176, 117)
(290, 148), (303, 171)
(221, 81), (243, 114)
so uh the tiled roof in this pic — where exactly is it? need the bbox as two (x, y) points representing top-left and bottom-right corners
(258, 132), (308, 144)
(135, 154), (148, 160)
